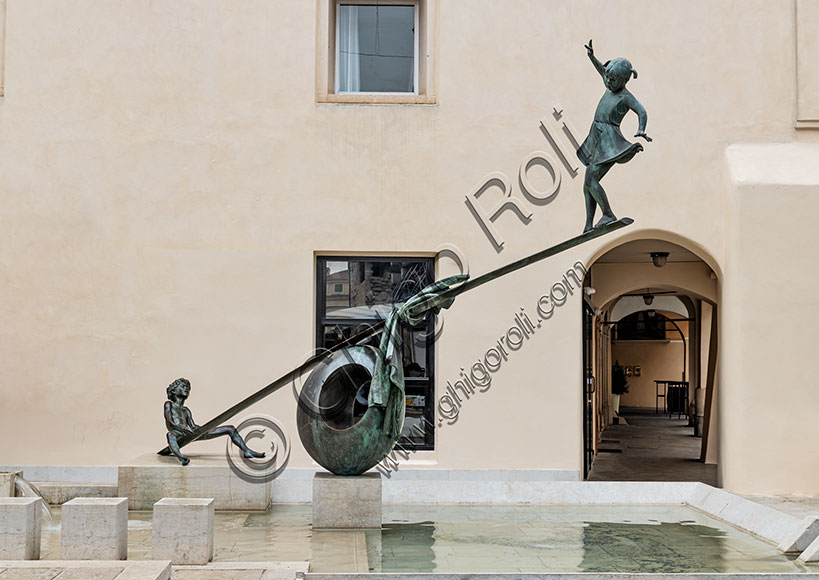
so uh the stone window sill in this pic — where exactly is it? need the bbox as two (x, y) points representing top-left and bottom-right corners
(317, 93), (437, 105)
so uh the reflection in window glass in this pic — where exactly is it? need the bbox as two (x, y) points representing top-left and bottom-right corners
(324, 261), (351, 315)
(325, 260), (431, 319)
(337, 4), (415, 93)
(321, 325), (429, 379)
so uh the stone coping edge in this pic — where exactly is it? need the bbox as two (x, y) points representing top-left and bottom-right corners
(684, 483), (803, 547)
(301, 574), (819, 579)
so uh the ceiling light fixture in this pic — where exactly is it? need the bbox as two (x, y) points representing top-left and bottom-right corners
(651, 252), (669, 268)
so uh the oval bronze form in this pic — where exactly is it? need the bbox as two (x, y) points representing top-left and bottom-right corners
(296, 345), (405, 475)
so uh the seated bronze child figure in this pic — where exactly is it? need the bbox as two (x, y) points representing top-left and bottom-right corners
(163, 377), (266, 466)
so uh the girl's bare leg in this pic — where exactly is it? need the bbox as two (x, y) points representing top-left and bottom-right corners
(584, 163), (617, 228)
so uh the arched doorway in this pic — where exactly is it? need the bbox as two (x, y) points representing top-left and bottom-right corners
(581, 236), (721, 482)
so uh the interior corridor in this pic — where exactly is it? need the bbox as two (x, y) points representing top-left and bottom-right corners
(588, 407), (717, 485)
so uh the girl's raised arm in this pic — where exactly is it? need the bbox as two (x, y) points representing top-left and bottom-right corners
(585, 40), (606, 79)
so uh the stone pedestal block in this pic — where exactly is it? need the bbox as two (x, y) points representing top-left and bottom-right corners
(0, 471), (21, 497)
(152, 498), (214, 564)
(312, 473), (381, 529)
(0, 497), (42, 559)
(118, 454), (270, 510)
(61, 497), (128, 560)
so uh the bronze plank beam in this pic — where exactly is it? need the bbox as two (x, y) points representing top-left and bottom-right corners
(157, 217), (633, 455)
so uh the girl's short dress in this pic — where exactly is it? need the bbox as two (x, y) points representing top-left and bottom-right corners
(577, 89), (643, 167)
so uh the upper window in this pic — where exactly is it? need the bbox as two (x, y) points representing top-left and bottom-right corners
(336, 3), (418, 94)
(316, 0), (436, 104)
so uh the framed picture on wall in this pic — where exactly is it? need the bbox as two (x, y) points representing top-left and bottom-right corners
(634, 366), (642, 377)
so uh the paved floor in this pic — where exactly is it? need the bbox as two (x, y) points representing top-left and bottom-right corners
(588, 407), (718, 484)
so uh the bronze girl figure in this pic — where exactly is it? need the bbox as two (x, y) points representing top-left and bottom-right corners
(577, 40), (651, 233)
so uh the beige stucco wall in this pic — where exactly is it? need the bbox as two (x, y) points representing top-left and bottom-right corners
(0, 1), (815, 493)
(722, 144), (819, 495)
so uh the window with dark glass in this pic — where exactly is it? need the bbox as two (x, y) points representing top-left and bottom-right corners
(316, 256), (435, 449)
(336, 3), (417, 94)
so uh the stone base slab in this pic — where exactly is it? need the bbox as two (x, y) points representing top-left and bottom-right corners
(172, 561), (308, 580)
(313, 473), (381, 529)
(0, 560), (171, 580)
(118, 454), (271, 510)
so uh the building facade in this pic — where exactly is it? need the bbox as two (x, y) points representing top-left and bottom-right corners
(0, 0), (818, 495)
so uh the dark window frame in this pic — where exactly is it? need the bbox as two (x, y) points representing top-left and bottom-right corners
(316, 255), (435, 450)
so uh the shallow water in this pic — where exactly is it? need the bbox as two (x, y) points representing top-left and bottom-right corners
(39, 504), (818, 573)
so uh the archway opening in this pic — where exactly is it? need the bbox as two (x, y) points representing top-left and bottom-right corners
(581, 237), (720, 483)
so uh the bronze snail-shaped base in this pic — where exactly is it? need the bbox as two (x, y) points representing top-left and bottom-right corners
(296, 345), (405, 475)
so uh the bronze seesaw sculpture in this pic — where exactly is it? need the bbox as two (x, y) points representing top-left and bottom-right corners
(158, 40), (649, 472)
(158, 217), (634, 474)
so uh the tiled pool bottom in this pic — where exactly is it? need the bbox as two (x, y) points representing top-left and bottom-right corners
(39, 504), (818, 574)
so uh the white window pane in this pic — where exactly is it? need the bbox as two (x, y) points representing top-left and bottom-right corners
(338, 4), (415, 93)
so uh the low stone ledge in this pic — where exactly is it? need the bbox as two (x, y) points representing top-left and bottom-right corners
(118, 453), (270, 510)
(685, 483), (802, 546)
(61, 497), (128, 560)
(31, 481), (118, 505)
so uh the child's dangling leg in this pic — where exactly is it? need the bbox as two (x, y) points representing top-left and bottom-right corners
(166, 432), (191, 466)
(584, 163), (617, 229)
(200, 425), (267, 459)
